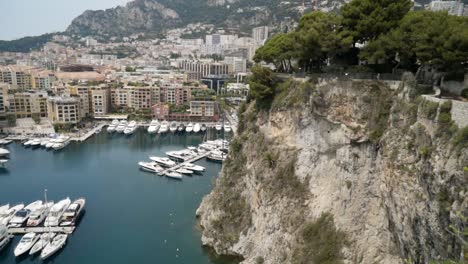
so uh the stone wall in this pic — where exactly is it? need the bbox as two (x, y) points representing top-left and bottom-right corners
(421, 95), (468, 128)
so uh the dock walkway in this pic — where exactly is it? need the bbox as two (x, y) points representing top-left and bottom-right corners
(71, 123), (106, 142)
(160, 150), (216, 175)
(8, 226), (75, 235)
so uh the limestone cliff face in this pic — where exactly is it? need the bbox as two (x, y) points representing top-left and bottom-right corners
(197, 76), (467, 264)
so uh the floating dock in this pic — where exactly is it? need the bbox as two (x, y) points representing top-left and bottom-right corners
(161, 151), (213, 175)
(8, 226), (75, 235)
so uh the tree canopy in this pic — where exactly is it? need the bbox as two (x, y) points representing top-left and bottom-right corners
(341, 0), (413, 44)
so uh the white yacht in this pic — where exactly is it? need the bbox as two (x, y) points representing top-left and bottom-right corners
(183, 163), (205, 173)
(29, 233), (56, 255)
(186, 123), (194, 133)
(124, 121), (138, 135)
(138, 162), (164, 174)
(207, 150), (226, 163)
(159, 121), (169, 134)
(0, 225), (12, 252)
(40, 138), (50, 147)
(166, 150), (194, 162)
(176, 168), (193, 175)
(40, 234), (67, 260)
(0, 148), (10, 157)
(107, 120), (119, 133)
(27, 202), (54, 227)
(193, 123), (201, 133)
(0, 205), (8, 215)
(115, 120), (128, 133)
(169, 122), (178, 133)
(215, 122), (222, 131)
(149, 157), (176, 167)
(201, 124), (207, 132)
(0, 139), (12, 145)
(224, 122), (232, 133)
(0, 160), (8, 168)
(147, 120), (160, 134)
(0, 204), (24, 225)
(14, 232), (40, 257)
(60, 198), (85, 227)
(52, 136), (71, 151)
(9, 200), (42, 227)
(165, 171), (183, 180)
(23, 139), (35, 147)
(30, 139), (42, 148)
(44, 198), (71, 227)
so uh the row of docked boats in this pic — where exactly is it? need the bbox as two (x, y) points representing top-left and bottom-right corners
(138, 139), (229, 179)
(0, 198), (85, 228)
(147, 120), (232, 134)
(107, 120), (138, 135)
(0, 198), (85, 259)
(23, 136), (71, 150)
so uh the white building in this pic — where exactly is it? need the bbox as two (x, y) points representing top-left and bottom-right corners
(427, 1), (464, 16)
(224, 57), (247, 73)
(252, 26), (269, 45)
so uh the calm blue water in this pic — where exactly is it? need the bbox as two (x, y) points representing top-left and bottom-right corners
(0, 129), (233, 264)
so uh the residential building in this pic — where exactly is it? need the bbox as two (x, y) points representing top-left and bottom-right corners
(179, 60), (232, 80)
(8, 91), (48, 118)
(47, 96), (80, 124)
(427, 1), (464, 16)
(129, 86), (153, 110)
(90, 87), (110, 116)
(221, 83), (250, 97)
(68, 86), (91, 119)
(0, 66), (34, 89)
(0, 83), (9, 127)
(190, 100), (217, 121)
(224, 57), (247, 73)
(152, 103), (170, 119)
(201, 75), (230, 93)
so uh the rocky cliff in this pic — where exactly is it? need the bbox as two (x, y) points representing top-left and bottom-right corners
(197, 75), (468, 263)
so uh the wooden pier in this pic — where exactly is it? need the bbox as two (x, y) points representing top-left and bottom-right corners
(8, 226), (75, 235)
(160, 150), (215, 175)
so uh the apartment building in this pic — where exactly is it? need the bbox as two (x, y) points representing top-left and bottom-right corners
(47, 96), (80, 124)
(428, 1), (465, 16)
(68, 86), (91, 119)
(178, 60), (232, 80)
(129, 86), (152, 110)
(0, 83), (9, 127)
(90, 87), (110, 116)
(252, 26), (269, 44)
(190, 100), (216, 118)
(0, 66), (54, 90)
(8, 91), (48, 118)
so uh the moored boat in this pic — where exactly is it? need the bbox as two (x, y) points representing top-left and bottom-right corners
(159, 121), (169, 134)
(60, 198), (85, 226)
(186, 123), (193, 133)
(9, 200), (42, 227)
(183, 163), (205, 173)
(149, 157), (176, 167)
(0, 139), (12, 145)
(27, 202), (54, 227)
(14, 232), (39, 257)
(201, 124), (207, 132)
(224, 122), (232, 133)
(193, 123), (201, 133)
(115, 120), (128, 133)
(0, 148), (10, 157)
(165, 171), (183, 180)
(169, 122), (178, 133)
(0, 225), (13, 252)
(44, 198), (71, 227)
(177, 123), (185, 132)
(147, 120), (160, 134)
(175, 168), (193, 175)
(0, 204), (24, 225)
(124, 121), (138, 135)
(215, 122), (222, 131)
(40, 234), (67, 260)
(138, 162), (164, 174)
(29, 233), (56, 255)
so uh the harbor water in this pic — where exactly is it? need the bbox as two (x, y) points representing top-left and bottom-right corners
(0, 129), (235, 264)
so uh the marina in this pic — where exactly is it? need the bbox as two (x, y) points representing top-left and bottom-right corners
(0, 130), (233, 264)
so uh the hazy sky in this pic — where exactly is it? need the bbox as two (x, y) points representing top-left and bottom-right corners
(0, 0), (131, 40)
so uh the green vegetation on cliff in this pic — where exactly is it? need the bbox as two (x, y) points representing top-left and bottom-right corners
(0, 33), (54, 52)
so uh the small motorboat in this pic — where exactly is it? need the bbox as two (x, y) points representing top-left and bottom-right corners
(0, 148), (10, 157)
(0, 225), (13, 252)
(207, 151), (227, 163)
(60, 198), (85, 226)
(107, 119), (119, 133)
(40, 234), (67, 260)
(0, 139), (12, 145)
(183, 163), (205, 173)
(40, 139), (50, 147)
(30, 139), (42, 148)
(124, 121), (138, 135)
(0, 204), (24, 225)
(23, 139), (35, 147)
(201, 124), (207, 132)
(165, 171), (183, 180)
(177, 123), (185, 132)
(9, 200), (42, 227)
(27, 202), (54, 227)
(14, 232), (40, 257)
(138, 162), (164, 174)
(193, 123), (201, 133)
(147, 120), (160, 134)
(0, 160), (8, 168)
(44, 198), (71, 227)
(29, 233), (56, 255)
(149, 157), (176, 167)
(159, 121), (169, 134)
(175, 168), (193, 175)
(169, 122), (178, 133)
(115, 120), (128, 133)
(215, 122), (222, 131)
(185, 123), (193, 133)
